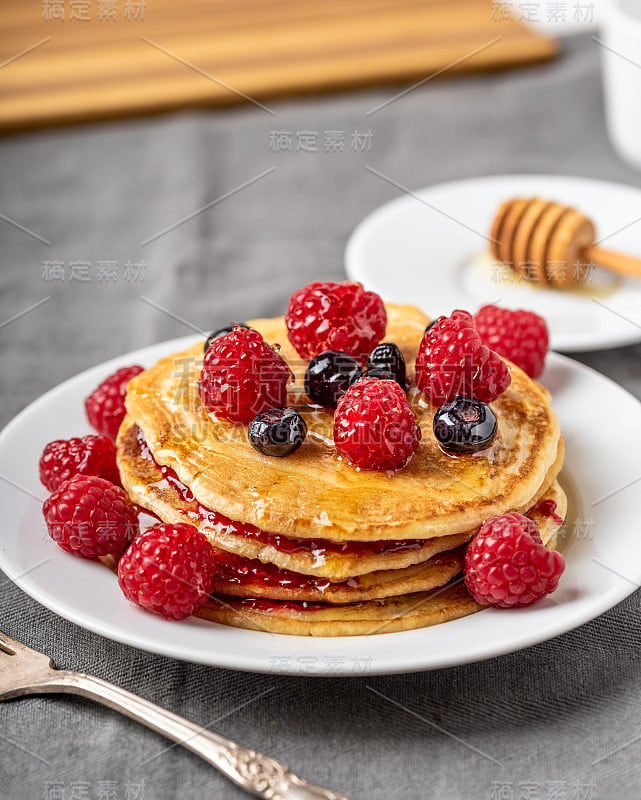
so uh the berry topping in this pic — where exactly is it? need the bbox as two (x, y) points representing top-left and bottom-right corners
(367, 342), (406, 388)
(42, 475), (138, 559)
(39, 434), (120, 492)
(204, 322), (250, 353)
(362, 367), (394, 381)
(415, 310), (511, 405)
(474, 304), (549, 379)
(464, 512), (565, 608)
(333, 378), (421, 472)
(198, 326), (293, 424)
(285, 281), (386, 362)
(535, 499), (563, 527)
(433, 398), (497, 455)
(304, 350), (362, 407)
(248, 407), (307, 457)
(85, 365), (145, 440)
(118, 523), (216, 621)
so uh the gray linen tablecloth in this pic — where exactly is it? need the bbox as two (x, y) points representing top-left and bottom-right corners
(2, 33), (641, 800)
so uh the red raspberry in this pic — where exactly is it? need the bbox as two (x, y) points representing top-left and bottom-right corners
(117, 523), (216, 621)
(285, 281), (387, 362)
(85, 365), (144, 440)
(464, 512), (565, 608)
(42, 475), (138, 559)
(333, 378), (421, 471)
(39, 434), (120, 492)
(474, 304), (549, 379)
(198, 326), (292, 424)
(415, 310), (511, 405)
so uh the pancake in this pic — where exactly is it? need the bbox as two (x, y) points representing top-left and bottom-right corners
(210, 547), (465, 603)
(196, 487), (566, 636)
(117, 410), (566, 604)
(209, 477), (565, 604)
(196, 582), (483, 636)
(122, 304), (562, 543)
(526, 479), (567, 548)
(117, 417), (565, 580)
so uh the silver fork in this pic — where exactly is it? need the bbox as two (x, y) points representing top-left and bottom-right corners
(0, 629), (353, 800)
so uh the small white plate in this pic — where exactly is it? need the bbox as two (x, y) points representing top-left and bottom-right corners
(345, 174), (641, 352)
(1, 339), (640, 675)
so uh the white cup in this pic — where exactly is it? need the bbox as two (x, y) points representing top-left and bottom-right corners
(601, 0), (641, 170)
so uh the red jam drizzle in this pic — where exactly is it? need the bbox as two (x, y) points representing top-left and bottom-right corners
(533, 499), (564, 527)
(212, 549), (355, 592)
(136, 427), (427, 557)
(241, 529), (425, 556)
(210, 595), (362, 613)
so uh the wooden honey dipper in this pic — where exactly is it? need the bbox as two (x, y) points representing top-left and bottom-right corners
(490, 197), (641, 288)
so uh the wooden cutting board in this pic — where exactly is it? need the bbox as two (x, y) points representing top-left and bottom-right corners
(0, 0), (557, 131)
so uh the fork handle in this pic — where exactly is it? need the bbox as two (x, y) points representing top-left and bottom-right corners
(33, 670), (352, 800)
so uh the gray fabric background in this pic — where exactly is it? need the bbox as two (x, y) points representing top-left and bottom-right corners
(1, 33), (641, 800)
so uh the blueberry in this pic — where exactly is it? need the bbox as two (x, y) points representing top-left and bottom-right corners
(204, 323), (250, 352)
(248, 407), (307, 458)
(433, 398), (497, 455)
(367, 343), (406, 388)
(304, 351), (362, 407)
(362, 367), (395, 381)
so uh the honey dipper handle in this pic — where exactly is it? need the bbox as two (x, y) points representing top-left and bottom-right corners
(584, 245), (641, 280)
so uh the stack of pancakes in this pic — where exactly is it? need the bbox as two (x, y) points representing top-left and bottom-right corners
(116, 304), (566, 636)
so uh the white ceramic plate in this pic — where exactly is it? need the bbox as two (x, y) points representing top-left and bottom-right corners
(345, 174), (641, 352)
(1, 339), (640, 676)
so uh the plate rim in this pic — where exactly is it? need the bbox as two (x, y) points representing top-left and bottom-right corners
(1, 339), (641, 675)
(344, 172), (641, 353)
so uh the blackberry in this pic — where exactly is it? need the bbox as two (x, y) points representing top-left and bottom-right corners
(362, 367), (394, 381)
(248, 407), (307, 458)
(367, 343), (406, 388)
(304, 351), (362, 407)
(433, 397), (497, 455)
